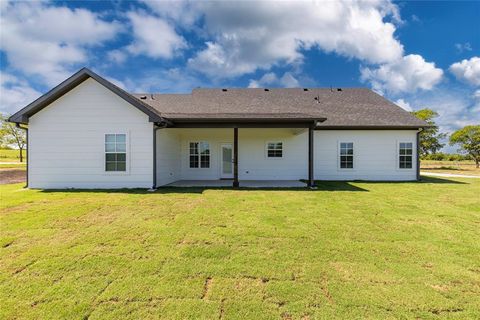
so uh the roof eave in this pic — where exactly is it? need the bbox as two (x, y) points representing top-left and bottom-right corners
(316, 125), (431, 130)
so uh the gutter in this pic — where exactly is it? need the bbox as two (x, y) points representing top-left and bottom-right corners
(15, 123), (28, 188)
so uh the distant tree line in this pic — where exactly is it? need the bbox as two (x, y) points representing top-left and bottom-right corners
(411, 109), (479, 168)
(421, 153), (472, 161)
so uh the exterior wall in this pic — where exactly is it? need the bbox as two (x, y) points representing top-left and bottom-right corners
(314, 130), (418, 181)
(156, 129), (181, 186)
(237, 129), (308, 180)
(155, 128), (418, 185)
(28, 78), (153, 189)
(155, 128), (308, 185)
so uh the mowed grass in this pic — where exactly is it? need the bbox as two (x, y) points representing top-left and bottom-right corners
(0, 149), (25, 163)
(1, 178), (479, 319)
(0, 163), (26, 169)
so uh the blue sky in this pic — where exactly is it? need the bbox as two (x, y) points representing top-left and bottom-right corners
(1, 0), (479, 150)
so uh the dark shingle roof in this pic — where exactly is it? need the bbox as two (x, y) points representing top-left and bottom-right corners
(8, 67), (427, 128)
(132, 88), (428, 128)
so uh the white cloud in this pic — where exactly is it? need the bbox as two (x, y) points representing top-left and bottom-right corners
(449, 56), (480, 86)
(126, 11), (186, 59)
(394, 99), (413, 111)
(0, 73), (42, 115)
(117, 68), (204, 93)
(409, 88), (480, 136)
(248, 72), (299, 88)
(411, 14), (421, 23)
(107, 50), (127, 64)
(454, 42), (472, 53)
(140, 0), (199, 27)
(0, 1), (120, 86)
(473, 89), (480, 113)
(360, 54), (443, 95)
(174, 0), (405, 78)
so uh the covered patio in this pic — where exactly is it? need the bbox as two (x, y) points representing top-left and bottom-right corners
(153, 117), (326, 189)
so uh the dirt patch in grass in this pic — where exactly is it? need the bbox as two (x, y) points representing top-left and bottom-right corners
(0, 169), (26, 184)
(201, 277), (212, 300)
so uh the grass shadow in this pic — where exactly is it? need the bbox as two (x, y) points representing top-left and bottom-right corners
(40, 182), (369, 194)
(314, 181), (368, 192)
(418, 176), (469, 184)
(38, 176), (468, 195)
(422, 166), (461, 171)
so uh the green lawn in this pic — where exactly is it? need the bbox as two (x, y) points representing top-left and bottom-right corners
(0, 163), (26, 169)
(0, 149), (25, 163)
(1, 178), (479, 319)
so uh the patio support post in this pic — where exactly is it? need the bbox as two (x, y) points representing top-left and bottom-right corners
(308, 124), (315, 188)
(233, 127), (239, 188)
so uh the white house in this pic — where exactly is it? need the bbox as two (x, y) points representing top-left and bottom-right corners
(9, 68), (428, 189)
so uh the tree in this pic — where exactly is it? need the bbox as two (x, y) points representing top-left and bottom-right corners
(411, 109), (446, 156)
(449, 125), (480, 168)
(0, 114), (27, 162)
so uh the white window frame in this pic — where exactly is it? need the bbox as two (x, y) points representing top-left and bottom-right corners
(398, 141), (414, 170)
(104, 132), (130, 175)
(189, 141), (210, 169)
(265, 141), (284, 159)
(338, 141), (354, 170)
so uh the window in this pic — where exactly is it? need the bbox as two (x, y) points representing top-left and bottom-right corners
(105, 134), (126, 171)
(399, 142), (413, 169)
(339, 142), (354, 169)
(267, 142), (283, 158)
(189, 142), (210, 168)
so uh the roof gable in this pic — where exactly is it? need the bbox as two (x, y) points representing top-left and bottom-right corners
(8, 68), (164, 124)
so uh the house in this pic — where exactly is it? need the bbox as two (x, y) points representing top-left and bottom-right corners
(9, 68), (428, 189)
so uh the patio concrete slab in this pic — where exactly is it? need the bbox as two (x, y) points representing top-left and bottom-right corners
(165, 180), (307, 188)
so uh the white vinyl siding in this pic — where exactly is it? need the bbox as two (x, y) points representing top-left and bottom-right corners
(154, 128), (307, 184)
(154, 128), (418, 185)
(28, 78), (153, 189)
(155, 129), (180, 186)
(315, 130), (418, 181)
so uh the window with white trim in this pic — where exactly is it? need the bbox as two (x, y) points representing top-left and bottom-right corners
(339, 142), (354, 169)
(267, 142), (283, 158)
(105, 134), (126, 171)
(399, 142), (413, 169)
(189, 142), (210, 168)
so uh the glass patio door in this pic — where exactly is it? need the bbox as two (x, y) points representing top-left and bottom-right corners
(221, 143), (233, 179)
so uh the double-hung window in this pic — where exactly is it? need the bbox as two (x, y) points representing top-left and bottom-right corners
(105, 134), (126, 171)
(267, 142), (283, 158)
(189, 142), (210, 168)
(399, 142), (413, 169)
(339, 142), (354, 169)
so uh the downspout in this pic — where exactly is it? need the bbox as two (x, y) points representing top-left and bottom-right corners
(151, 120), (169, 190)
(15, 124), (28, 188)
